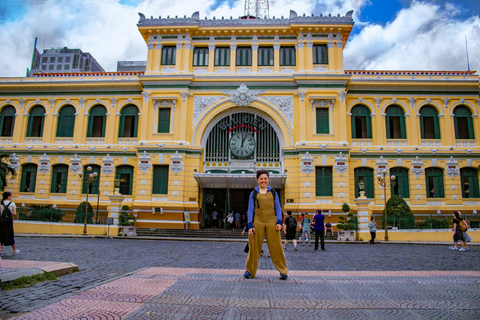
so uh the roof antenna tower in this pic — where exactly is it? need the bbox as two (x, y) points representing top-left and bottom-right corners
(244, 0), (269, 19)
(465, 35), (470, 71)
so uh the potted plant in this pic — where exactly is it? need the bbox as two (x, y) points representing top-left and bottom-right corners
(118, 205), (136, 237)
(336, 202), (358, 241)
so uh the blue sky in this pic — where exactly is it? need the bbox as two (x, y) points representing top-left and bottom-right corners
(0, 0), (479, 76)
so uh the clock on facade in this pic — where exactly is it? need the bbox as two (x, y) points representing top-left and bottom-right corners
(229, 131), (256, 157)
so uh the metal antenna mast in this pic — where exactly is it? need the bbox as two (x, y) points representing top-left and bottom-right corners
(244, 0), (269, 19)
(465, 35), (470, 71)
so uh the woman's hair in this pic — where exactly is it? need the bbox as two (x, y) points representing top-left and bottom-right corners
(371, 216), (375, 221)
(2, 191), (12, 200)
(453, 211), (463, 221)
(256, 170), (269, 179)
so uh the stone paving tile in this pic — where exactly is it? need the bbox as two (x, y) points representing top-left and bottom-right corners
(1, 237), (480, 319)
(0, 260), (58, 274)
(9, 267), (480, 320)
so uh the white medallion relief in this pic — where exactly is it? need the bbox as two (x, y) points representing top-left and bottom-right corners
(334, 152), (348, 176)
(411, 156), (424, 178)
(262, 96), (294, 127)
(446, 156), (459, 178)
(70, 154), (82, 175)
(192, 96), (225, 126)
(8, 153), (20, 171)
(102, 154), (114, 175)
(138, 151), (152, 173)
(375, 156), (388, 177)
(170, 151), (184, 174)
(38, 153), (51, 174)
(222, 84), (265, 107)
(300, 152), (315, 176)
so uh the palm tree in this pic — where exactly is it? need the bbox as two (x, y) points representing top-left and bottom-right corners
(0, 153), (16, 190)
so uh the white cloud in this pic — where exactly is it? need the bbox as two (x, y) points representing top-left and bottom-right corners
(344, 1), (480, 71)
(0, 0), (478, 76)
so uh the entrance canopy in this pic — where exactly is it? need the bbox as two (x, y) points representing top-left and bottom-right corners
(194, 173), (287, 189)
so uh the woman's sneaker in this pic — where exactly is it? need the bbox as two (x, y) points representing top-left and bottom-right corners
(459, 248), (466, 252)
(279, 273), (288, 280)
(244, 271), (252, 279)
(13, 250), (20, 255)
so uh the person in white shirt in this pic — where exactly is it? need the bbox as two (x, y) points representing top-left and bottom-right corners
(0, 191), (20, 255)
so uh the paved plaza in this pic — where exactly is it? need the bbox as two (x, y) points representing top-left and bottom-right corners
(1, 236), (479, 319)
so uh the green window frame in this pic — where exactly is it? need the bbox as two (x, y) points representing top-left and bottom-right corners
(214, 47), (230, 66)
(20, 163), (37, 193)
(116, 165), (134, 195)
(0, 105), (16, 137)
(236, 47), (252, 66)
(425, 167), (444, 198)
(454, 106), (475, 139)
(351, 105), (372, 139)
(161, 46), (176, 65)
(26, 105), (45, 137)
(390, 167), (409, 198)
(258, 47), (274, 66)
(193, 47), (209, 67)
(420, 106), (440, 139)
(385, 105), (406, 139)
(87, 105), (107, 138)
(355, 167), (374, 198)
(157, 108), (171, 133)
(82, 165), (101, 194)
(280, 47), (296, 66)
(316, 108), (329, 134)
(118, 105), (139, 138)
(50, 164), (68, 193)
(313, 44), (328, 64)
(460, 168), (479, 198)
(152, 165), (169, 194)
(315, 167), (332, 197)
(56, 105), (76, 137)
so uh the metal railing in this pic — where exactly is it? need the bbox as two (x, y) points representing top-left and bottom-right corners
(17, 207), (109, 224)
(371, 214), (480, 230)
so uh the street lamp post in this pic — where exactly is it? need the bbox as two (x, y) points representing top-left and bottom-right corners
(377, 172), (396, 241)
(78, 166), (98, 235)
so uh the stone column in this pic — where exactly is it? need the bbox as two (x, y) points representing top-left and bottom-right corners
(229, 44), (237, 73)
(208, 44), (215, 73)
(108, 193), (125, 225)
(273, 45), (280, 73)
(355, 193), (372, 241)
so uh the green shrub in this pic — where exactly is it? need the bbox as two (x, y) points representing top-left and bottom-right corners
(27, 204), (64, 222)
(337, 202), (357, 230)
(119, 205), (135, 226)
(416, 218), (449, 229)
(74, 202), (94, 224)
(385, 195), (414, 229)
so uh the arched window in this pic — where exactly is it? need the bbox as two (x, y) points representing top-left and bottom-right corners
(355, 167), (374, 198)
(118, 105), (139, 138)
(460, 168), (479, 198)
(385, 105), (406, 139)
(87, 105), (107, 138)
(51, 164), (69, 193)
(26, 105), (46, 137)
(420, 106), (440, 139)
(454, 106), (474, 139)
(351, 105), (372, 139)
(0, 106), (16, 137)
(82, 165), (101, 194)
(56, 105), (76, 137)
(116, 165), (134, 195)
(390, 167), (409, 198)
(20, 163), (37, 192)
(425, 167), (444, 198)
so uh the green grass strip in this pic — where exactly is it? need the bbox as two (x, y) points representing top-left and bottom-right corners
(0, 272), (58, 291)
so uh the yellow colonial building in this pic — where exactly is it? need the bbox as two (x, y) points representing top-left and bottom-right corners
(1, 10), (480, 239)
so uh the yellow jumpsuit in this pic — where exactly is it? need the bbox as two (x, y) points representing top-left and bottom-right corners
(246, 192), (288, 277)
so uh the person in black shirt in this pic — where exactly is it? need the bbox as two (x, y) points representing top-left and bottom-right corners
(451, 211), (466, 251)
(283, 211), (298, 251)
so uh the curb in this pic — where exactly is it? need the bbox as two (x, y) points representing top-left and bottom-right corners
(0, 262), (78, 283)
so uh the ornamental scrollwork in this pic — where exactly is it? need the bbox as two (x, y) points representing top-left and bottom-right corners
(70, 154), (82, 175)
(170, 151), (184, 174)
(102, 154), (114, 175)
(38, 153), (51, 174)
(138, 151), (152, 174)
(445, 156), (459, 178)
(300, 152), (315, 176)
(334, 152), (348, 176)
(222, 84), (265, 107)
(411, 156), (424, 178)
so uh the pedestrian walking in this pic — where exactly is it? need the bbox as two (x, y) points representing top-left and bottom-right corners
(368, 217), (377, 245)
(301, 213), (312, 246)
(451, 211), (467, 251)
(235, 211), (241, 230)
(0, 191), (20, 255)
(283, 211), (298, 251)
(227, 211), (234, 229)
(211, 209), (218, 228)
(313, 209), (325, 251)
(244, 170), (288, 280)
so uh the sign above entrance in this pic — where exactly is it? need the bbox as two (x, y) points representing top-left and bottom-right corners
(194, 173), (287, 189)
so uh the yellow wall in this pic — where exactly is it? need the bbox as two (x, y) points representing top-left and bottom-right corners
(14, 221), (119, 236)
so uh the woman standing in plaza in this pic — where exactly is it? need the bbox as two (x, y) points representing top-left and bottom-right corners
(368, 217), (377, 245)
(0, 192), (20, 255)
(301, 213), (312, 246)
(452, 211), (467, 251)
(244, 170), (288, 280)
